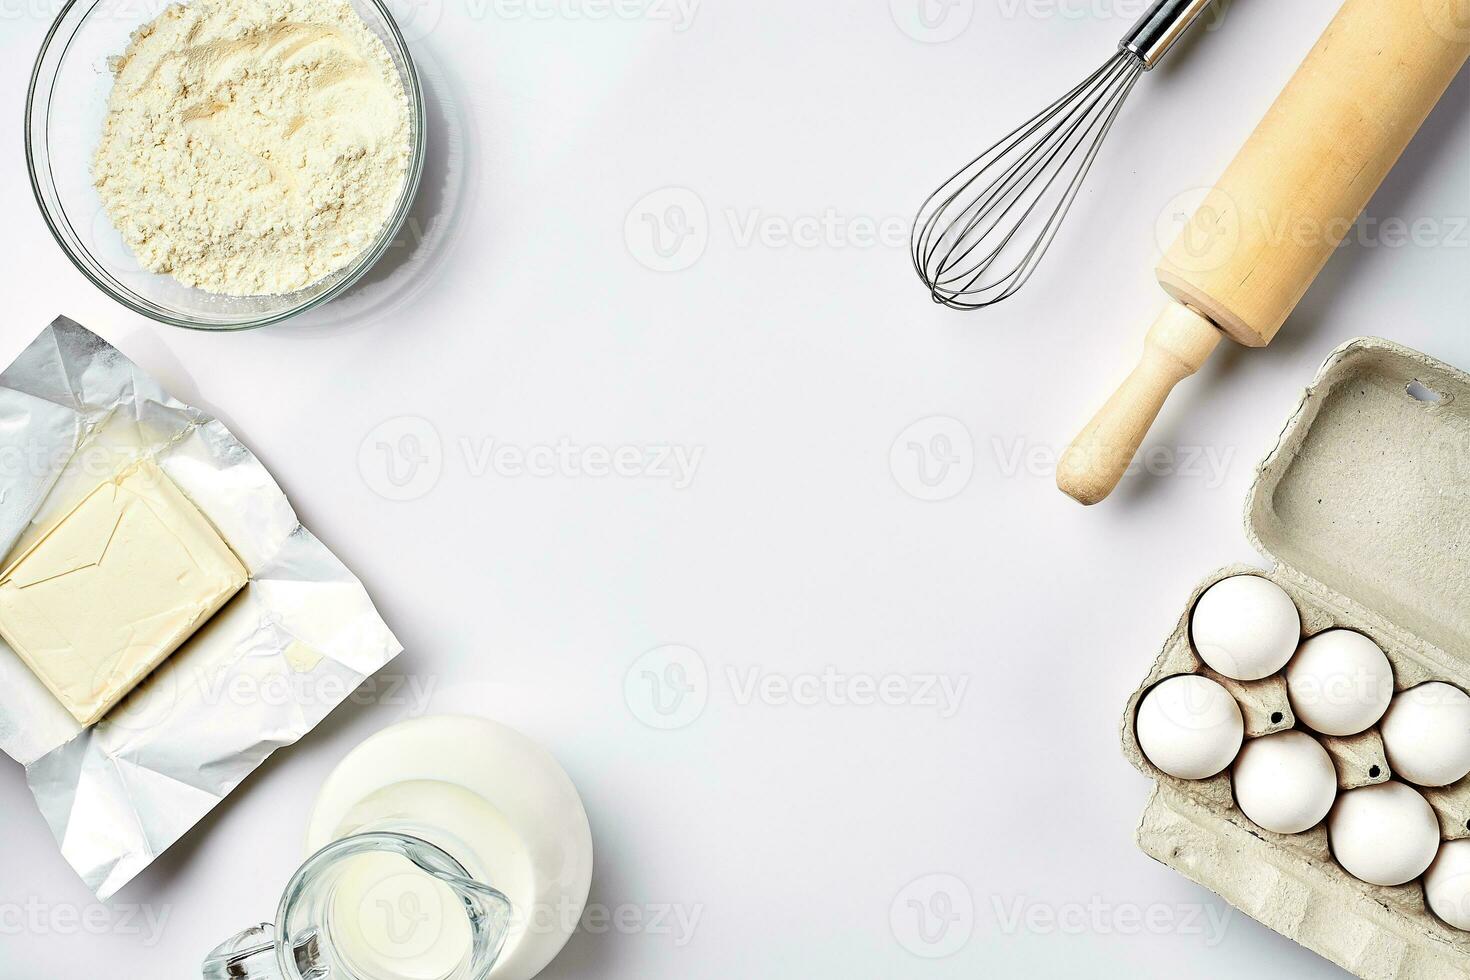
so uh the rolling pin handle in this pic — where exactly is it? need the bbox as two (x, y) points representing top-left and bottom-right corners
(1056, 303), (1223, 505)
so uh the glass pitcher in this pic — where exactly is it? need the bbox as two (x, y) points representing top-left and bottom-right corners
(203, 832), (513, 980)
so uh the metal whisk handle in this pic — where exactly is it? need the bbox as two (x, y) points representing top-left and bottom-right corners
(1120, 0), (1217, 69)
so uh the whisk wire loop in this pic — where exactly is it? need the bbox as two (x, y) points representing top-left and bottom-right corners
(912, 50), (1146, 310)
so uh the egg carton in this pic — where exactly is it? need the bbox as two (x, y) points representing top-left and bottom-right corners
(1122, 338), (1470, 979)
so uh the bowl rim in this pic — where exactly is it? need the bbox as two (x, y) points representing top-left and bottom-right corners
(24, 0), (428, 332)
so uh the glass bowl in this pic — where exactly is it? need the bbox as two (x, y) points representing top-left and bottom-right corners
(25, 0), (426, 331)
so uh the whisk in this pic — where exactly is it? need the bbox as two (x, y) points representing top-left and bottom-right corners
(912, 0), (1219, 310)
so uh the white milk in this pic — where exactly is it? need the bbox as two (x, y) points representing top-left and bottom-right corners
(326, 779), (537, 976)
(305, 717), (594, 980)
(328, 850), (474, 980)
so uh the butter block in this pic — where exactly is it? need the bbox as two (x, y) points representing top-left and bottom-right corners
(0, 460), (247, 725)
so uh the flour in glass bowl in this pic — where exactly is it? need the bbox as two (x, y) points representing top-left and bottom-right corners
(92, 0), (411, 297)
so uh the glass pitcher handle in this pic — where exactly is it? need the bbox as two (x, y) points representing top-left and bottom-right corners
(203, 924), (281, 979)
(203, 923), (325, 980)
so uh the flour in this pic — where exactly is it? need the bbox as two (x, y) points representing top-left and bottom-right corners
(93, 0), (411, 297)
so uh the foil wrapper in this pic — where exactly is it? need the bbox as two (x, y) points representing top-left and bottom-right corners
(0, 317), (402, 899)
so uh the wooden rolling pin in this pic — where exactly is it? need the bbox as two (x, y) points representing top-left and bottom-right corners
(1057, 0), (1469, 505)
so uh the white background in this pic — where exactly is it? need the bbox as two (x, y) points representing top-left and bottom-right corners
(1, 0), (1467, 976)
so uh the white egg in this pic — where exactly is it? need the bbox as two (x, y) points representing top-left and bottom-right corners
(1328, 782), (1440, 887)
(1380, 682), (1470, 788)
(1232, 731), (1338, 835)
(1286, 630), (1395, 737)
(1425, 840), (1470, 931)
(1136, 674), (1244, 781)
(1190, 575), (1301, 681)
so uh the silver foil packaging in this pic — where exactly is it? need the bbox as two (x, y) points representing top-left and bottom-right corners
(0, 317), (402, 898)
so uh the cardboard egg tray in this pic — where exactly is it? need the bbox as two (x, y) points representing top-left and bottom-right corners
(1121, 338), (1470, 979)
